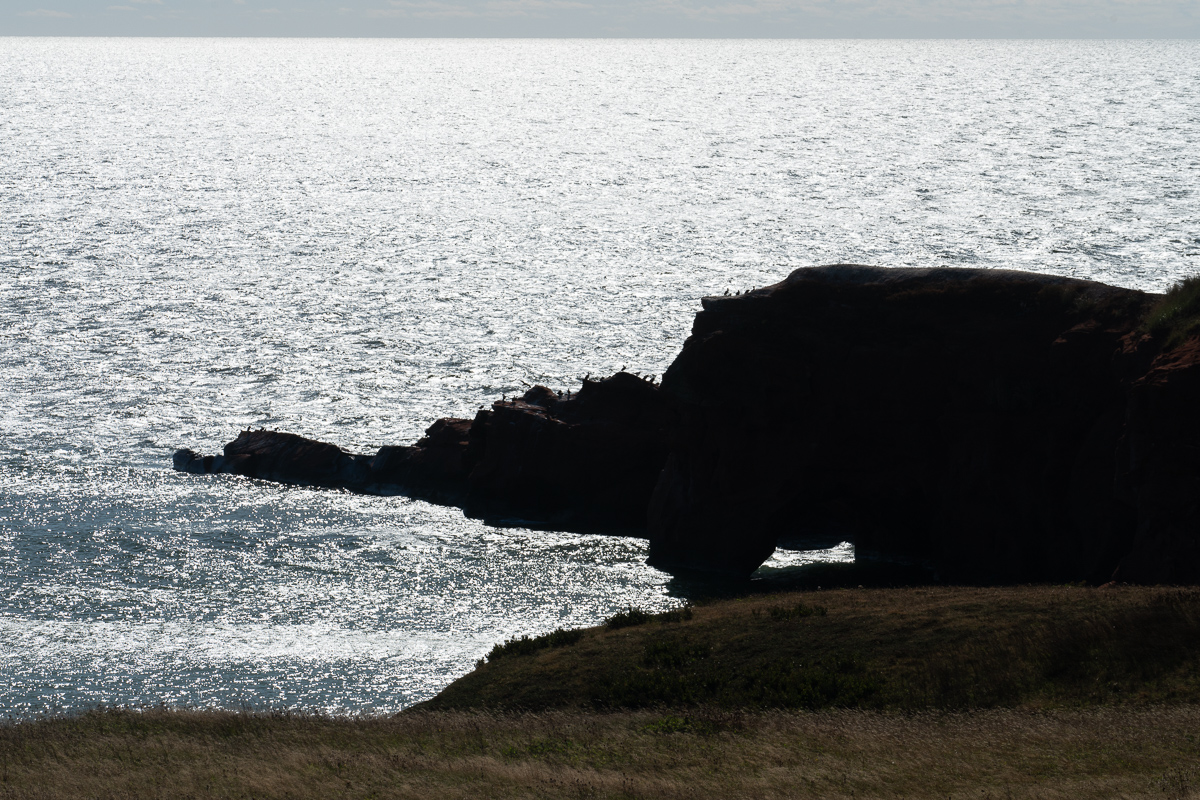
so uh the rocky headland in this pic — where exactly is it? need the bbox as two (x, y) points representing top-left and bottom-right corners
(174, 265), (1200, 584)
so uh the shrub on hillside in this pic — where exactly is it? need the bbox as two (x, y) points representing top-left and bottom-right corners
(606, 607), (653, 630)
(658, 606), (694, 623)
(486, 628), (583, 662)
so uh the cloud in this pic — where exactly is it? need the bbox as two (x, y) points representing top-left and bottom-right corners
(661, 1), (779, 16)
(369, 1), (471, 17)
(581, 0), (1192, 26)
(484, 0), (591, 13)
(13, 0), (1199, 36)
(372, 1), (473, 17)
(607, 0), (823, 21)
(373, 0), (589, 17)
(377, 0), (1176, 25)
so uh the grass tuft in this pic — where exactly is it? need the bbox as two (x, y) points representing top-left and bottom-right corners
(768, 602), (827, 619)
(605, 606), (653, 630)
(642, 637), (711, 670)
(1144, 274), (1200, 349)
(657, 605), (694, 623)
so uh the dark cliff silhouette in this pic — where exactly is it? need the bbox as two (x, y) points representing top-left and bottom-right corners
(174, 265), (1200, 584)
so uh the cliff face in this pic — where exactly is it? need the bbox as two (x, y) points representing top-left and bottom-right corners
(647, 265), (1169, 582)
(459, 373), (672, 532)
(174, 265), (1200, 584)
(1113, 338), (1200, 584)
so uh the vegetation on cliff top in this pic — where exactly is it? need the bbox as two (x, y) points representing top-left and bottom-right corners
(425, 585), (1200, 712)
(1146, 275), (1200, 350)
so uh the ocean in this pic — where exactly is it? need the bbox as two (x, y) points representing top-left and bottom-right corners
(1, 38), (1197, 716)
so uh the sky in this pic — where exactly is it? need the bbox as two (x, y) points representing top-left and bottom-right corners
(4, 0), (1199, 39)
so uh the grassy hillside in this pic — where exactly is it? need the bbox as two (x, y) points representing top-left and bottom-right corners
(2, 706), (1199, 799)
(424, 585), (1200, 711)
(5, 586), (1200, 799)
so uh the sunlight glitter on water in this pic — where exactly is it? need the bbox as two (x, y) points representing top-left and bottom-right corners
(1, 38), (1197, 716)
(756, 542), (856, 575)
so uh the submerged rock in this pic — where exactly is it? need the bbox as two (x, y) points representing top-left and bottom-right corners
(174, 265), (1200, 584)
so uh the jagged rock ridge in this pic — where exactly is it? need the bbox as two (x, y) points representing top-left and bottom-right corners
(175, 370), (672, 534)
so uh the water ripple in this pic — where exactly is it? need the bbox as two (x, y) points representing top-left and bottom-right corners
(0, 38), (1197, 716)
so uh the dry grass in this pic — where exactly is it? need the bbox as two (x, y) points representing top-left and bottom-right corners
(2, 706), (1200, 799)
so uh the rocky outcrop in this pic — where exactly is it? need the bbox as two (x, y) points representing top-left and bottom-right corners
(646, 265), (1178, 582)
(174, 265), (1200, 584)
(174, 371), (671, 534)
(174, 419), (474, 502)
(460, 372), (673, 531)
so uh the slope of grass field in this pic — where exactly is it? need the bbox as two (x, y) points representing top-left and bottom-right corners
(425, 585), (1200, 711)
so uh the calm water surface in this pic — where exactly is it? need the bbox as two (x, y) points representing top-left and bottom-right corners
(1, 38), (1197, 716)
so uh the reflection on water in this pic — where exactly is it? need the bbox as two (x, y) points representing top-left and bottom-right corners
(1, 38), (1197, 717)
(756, 541), (856, 576)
